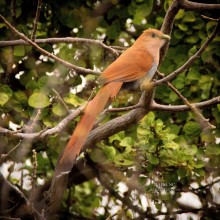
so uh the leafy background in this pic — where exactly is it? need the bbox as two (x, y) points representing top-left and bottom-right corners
(0, 0), (220, 219)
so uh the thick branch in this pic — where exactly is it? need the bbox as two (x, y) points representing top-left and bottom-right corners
(0, 96), (219, 140)
(160, 0), (179, 61)
(179, 0), (220, 11)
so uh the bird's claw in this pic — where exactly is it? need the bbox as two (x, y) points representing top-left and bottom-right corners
(140, 81), (154, 92)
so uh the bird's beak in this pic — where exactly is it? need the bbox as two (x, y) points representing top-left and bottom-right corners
(161, 34), (171, 41)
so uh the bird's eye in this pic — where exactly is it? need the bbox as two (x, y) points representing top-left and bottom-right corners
(151, 33), (156, 38)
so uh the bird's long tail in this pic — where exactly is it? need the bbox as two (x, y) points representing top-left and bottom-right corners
(56, 81), (123, 175)
(47, 82), (122, 213)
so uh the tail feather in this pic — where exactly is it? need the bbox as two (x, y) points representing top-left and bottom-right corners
(47, 82), (122, 214)
(57, 81), (123, 174)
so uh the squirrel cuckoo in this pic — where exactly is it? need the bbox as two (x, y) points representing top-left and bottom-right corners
(49, 29), (170, 211)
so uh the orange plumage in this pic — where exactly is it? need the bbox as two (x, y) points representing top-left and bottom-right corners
(51, 29), (170, 209)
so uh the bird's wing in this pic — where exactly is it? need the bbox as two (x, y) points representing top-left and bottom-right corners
(99, 49), (154, 85)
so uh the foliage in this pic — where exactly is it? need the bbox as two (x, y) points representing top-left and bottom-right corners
(0, 0), (220, 219)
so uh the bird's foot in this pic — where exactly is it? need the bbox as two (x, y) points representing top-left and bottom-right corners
(140, 81), (154, 92)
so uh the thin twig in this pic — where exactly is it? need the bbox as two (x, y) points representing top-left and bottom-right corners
(0, 37), (120, 55)
(0, 14), (100, 75)
(151, 96), (220, 112)
(0, 104), (85, 139)
(25, 109), (42, 133)
(52, 89), (69, 112)
(30, 149), (38, 213)
(0, 140), (22, 164)
(97, 173), (146, 216)
(107, 103), (142, 112)
(156, 19), (220, 85)
(0, 173), (45, 219)
(157, 71), (215, 131)
(31, 0), (42, 41)
(201, 15), (220, 21)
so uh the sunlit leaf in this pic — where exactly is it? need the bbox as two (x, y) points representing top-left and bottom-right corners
(0, 92), (9, 106)
(28, 92), (50, 108)
(52, 103), (67, 116)
(64, 93), (85, 107)
(103, 146), (116, 161)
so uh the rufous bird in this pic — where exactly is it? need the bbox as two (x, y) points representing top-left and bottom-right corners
(49, 29), (170, 212)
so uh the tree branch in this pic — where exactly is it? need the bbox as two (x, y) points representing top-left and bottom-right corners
(156, 18), (220, 85)
(0, 174), (44, 219)
(151, 96), (220, 112)
(0, 14), (100, 75)
(0, 95), (219, 140)
(179, 0), (220, 11)
(157, 71), (215, 131)
(31, 0), (42, 41)
(160, 0), (179, 61)
(0, 37), (120, 55)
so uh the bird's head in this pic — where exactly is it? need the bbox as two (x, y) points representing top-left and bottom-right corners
(134, 29), (170, 63)
(141, 28), (170, 47)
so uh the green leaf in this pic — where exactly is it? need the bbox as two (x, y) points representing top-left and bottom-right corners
(137, 126), (150, 137)
(183, 11), (196, 23)
(185, 35), (199, 44)
(188, 46), (197, 57)
(169, 91), (178, 102)
(0, 85), (13, 97)
(52, 103), (67, 116)
(64, 93), (85, 107)
(164, 141), (179, 149)
(43, 118), (54, 127)
(103, 146), (116, 161)
(194, 160), (204, 168)
(177, 168), (187, 177)
(173, 77), (185, 89)
(195, 168), (205, 177)
(90, 148), (107, 163)
(114, 154), (134, 166)
(14, 45), (25, 57)
(133, 1), (153, 24)
(187, 67), (200, 80)
(14, 91), (27, 104)
(120, 137), (134, 148)
(0, 92), (9, 106)
(28, 92), (50, 108)
(175, 9), (185, 20)
(141, 112), (155, 127)
(185, 144), (197, 155)
(174, 29), (185, 39)
(183, 121), (201, 137)
(106, 20), (121, 39)
(109, 131), (125, 143)
(168, 124), (180, 135)
(178, 23), (188, 32)
(192, 18), (204, 30)
(148, 155), (159, 165)
(201, 129), (215, 143)
(206, 144), (220, 156)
